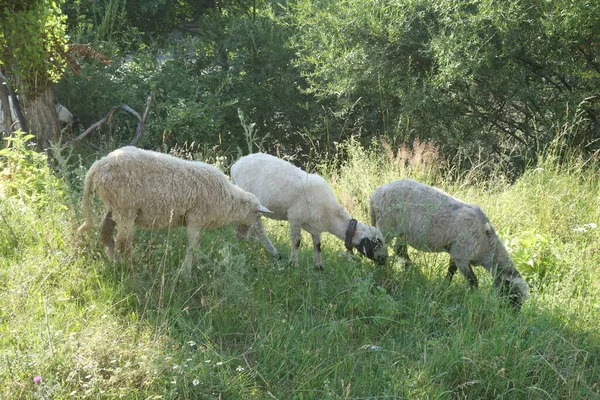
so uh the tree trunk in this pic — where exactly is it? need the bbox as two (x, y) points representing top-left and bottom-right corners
(23, 86), (59, 151)
(0, 82), (12, 135)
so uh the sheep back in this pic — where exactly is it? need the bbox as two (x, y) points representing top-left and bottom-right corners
(85, 146), (260, 230)
(231, 153), (347, 227)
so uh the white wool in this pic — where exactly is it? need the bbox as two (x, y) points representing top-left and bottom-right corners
(231, 153), (387, 268)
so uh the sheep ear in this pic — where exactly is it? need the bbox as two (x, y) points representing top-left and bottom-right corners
(257, 205), (273, 214)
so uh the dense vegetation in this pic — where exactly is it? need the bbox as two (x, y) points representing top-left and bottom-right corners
(1, 0), (600, 398)
(3, 0), (597, 172)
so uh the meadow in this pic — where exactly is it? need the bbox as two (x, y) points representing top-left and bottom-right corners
(1, 134), (599, 399)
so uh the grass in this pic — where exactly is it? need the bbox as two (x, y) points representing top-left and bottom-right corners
(1, 133), (599, 399)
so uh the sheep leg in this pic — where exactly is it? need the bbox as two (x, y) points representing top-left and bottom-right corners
(181, 226), (200, 278)
(446, 259), (458, 281)
(236, 223), (250, 239)
(394, 235), (411, 263)
(311, 233), (323, 270)
(455, 260), (478, 288)
(114, 219), (135, 264)
(99, 210), (116, 258)
(289, 223), (302, 267)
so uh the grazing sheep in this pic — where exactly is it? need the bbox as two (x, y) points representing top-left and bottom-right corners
(369, 178), (529, 307)
(55, 104), (79, 130)
(231, 153), (387, 269)
(77, 146), (271, 277)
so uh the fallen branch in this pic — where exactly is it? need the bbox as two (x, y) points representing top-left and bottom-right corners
(61, 93), (152, 148)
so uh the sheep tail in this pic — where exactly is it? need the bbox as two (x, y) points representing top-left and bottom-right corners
(369, 201), (377, 227)
(77, 164), (96, 234)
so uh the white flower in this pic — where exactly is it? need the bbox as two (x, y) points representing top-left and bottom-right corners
(236, 366), (245, 372)
(192, 379), (200, 386)
(573, 223), (598, 233)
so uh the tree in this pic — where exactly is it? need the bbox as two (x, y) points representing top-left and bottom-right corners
(288, 0), (600, 173)
(56, 0), (314, 157)
(0, 0), (68, 151)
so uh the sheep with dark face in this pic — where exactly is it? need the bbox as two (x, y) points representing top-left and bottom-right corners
(231, 153), (387, 269)
(369, 178), (529, 307)
(77, 146), (271, 277)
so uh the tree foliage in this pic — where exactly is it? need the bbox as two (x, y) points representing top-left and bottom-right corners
(0, 0), (69, 150)
(57, 1), (313, 157)
(50, 0), (600, 172)
(0, 0), (68, 96)
(289, 0), (600, 173)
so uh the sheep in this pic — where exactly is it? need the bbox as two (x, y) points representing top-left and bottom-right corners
(230, 153), (387, 269)
(77, 146), (272, 278)
(369, 178), (529, 307)
(55, 104), (79, 130)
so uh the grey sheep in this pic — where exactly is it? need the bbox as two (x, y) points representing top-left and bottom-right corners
(77, 146), (271, 277)
(370, 178), (529, 307)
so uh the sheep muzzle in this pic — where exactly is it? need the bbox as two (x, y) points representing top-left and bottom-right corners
(355, 237), (384, 263)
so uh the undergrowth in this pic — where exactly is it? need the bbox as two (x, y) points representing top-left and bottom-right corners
(1, 132), (598, 399)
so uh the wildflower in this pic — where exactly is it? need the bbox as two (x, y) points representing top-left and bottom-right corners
(193, 379), (200, 386)
(33, 376), (42, 384)
(236, 366), (245, 372)
(573, 223), (598, 233)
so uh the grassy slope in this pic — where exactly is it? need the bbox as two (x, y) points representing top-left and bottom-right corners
(1, 137), (599, 399)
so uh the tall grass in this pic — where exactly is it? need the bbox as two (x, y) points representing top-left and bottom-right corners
(1, 132), (599, 399)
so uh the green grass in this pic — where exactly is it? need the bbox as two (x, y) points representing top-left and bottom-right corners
(1, 134), (599, 399)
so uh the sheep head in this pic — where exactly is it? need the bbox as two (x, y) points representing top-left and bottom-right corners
(346, 220), (388, 264)
(237, 192), (273, 226)
(494, 263), (530, 308)
(498, 275), (530, 308)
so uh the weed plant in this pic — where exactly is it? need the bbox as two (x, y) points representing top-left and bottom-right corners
(1, 132), (599, 399)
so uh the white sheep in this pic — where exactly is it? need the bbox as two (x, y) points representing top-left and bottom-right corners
(231, 153), (387, 269)
(369, 178), (529, 307)
(77, 146), (271, 277)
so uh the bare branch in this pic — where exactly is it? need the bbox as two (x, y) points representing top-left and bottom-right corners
(61, 94), (153, 149)
(130, 94), (153, 146)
